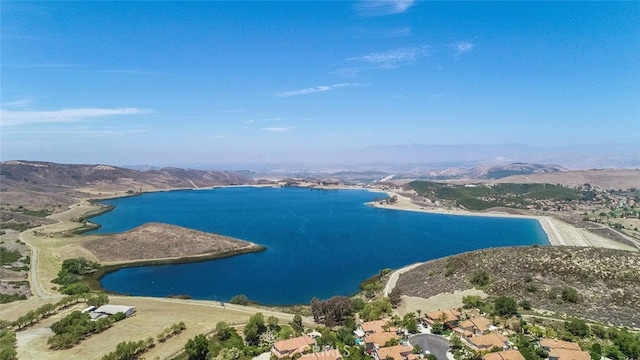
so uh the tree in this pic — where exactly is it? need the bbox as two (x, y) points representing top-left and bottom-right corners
(87, 294), (109, 307)
(185, 334), (210, 360)
(470, 270), (490, 287)
(401, 313), (418, 333)
(244, 313), (266, 346)
(493, 296), (518, 317)
(310, 296), (352, 327)
(267, 316), (280, 332)
(217, 347), (243, 360)
(215, 321), (233, 341)
(565, 318), (589, 338)
(289, 314), (304, 336)
(389, 288), (402, 308)
(561, 287), (579, 303)
(229, 295), (249, 306)
(462, 295), (483, 309)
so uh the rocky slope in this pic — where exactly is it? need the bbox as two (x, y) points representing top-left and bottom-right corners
(395, 246), (640, 327)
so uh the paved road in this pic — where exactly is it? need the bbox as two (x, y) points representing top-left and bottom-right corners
(383, 262), (423, 296)
(409, 334), (451, 360)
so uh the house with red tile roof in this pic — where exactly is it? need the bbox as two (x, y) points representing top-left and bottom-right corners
(539, 339), (581, 352)
(548, 348), (591, 360)
(482, 350), (525, 360)
(271, 335), (317, 359)
(299, 349), (342, 360)
(424, 309), (461, 327)
(374, 344), (419, 360)
(458, 316), (494, 335)
(464, 333), (509, 351)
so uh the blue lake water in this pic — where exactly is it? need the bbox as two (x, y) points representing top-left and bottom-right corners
(92, 187), (549, 305)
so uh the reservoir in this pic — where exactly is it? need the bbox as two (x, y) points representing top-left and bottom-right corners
(92, 187), (548, 304)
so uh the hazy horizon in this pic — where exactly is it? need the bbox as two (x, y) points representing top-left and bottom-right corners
(1, 1), (639, 168)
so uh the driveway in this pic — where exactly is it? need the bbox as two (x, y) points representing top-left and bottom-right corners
(409, 334), (451, 360)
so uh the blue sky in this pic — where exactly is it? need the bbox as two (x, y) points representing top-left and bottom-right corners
(1, 1), (639, 167)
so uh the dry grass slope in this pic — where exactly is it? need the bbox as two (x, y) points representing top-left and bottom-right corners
(82, 223), (260, 263)
(395, 246), (640, 327)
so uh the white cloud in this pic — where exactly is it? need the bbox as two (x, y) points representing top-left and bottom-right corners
(452, 41), (474, 57)
(355, 0), (415, 16)
(339, 46), (428, 76)
(262, 127), (294, 132)
(275, 83), (358, 97)
(0, 98), (33, 107)
(0, 107), (152, 126)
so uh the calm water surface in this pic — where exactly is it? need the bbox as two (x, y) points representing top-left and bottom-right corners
(92, 187), (548, 304)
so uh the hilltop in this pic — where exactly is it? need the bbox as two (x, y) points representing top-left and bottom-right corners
(395, 246), (640, 327)
(0, 160), (253, 210)
(83, 223), (263, 264)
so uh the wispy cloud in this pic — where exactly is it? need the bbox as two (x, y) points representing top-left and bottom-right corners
(355, 0), (415, 16)
(338, 46), (428, 76)
(452, 41), (474, 57)
(262, 127), (294, 132)
(0, 98), (33, 107)
(275, 83), (358, 97)
(0, 107), (152, 126)
(349, 46), (427, 67)
(353, 26), (411, 38)
(245, 117), (284, 124)
(2, 63), (84, 68)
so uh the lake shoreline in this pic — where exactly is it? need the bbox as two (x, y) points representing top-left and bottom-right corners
(42, 184), (632, 305)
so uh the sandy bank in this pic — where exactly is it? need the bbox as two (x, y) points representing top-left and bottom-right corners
(368, 191), (635, 251)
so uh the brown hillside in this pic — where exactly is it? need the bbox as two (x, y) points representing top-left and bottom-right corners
(0, 160), (254, 210)
(492, 169), (640, 190)
(395, 246), (640, 327)
(82, 223), (261, 263)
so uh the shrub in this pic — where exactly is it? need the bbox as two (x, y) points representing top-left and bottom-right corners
(470, 270), (491, 287)
(561, 286), (579, 303)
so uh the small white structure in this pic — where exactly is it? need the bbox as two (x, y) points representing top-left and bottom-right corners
(94, 304), (136, 317)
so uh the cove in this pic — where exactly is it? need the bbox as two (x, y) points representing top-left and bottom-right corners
(92, 187), (549, 305)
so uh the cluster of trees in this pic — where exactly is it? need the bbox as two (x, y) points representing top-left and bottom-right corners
(47, 309), (126, 349)
(101, 322), (185, 360)
(11, 294), (86, 330)
(0, 328), (17, 360)
(185, 313), (308, 360)
(582, 324), (640, 360)
(310, 296), (353, 327)
(358, 297), (392, 321)
(310, 295), (398, 328)
(519, 318), (640, 360)
(185, 321), (252, 360)
(100, 339), (153, 360)
(157, 322), (187, 343)
(52, 257), (100, 295)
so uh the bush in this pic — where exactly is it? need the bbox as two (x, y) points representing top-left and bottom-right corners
(519, 300), (532, 310)
(493, 296), (518, 317)
(229, 295), (249, 306)
(470, 270), (491, 287)
(561, 287), (579, 303)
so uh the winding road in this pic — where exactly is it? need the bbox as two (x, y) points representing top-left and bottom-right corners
(383, 262), (423, 296)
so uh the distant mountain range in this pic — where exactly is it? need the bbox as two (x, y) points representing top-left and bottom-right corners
(330, 143), (640, 170)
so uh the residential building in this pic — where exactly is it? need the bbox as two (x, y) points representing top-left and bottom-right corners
(300, 349), (342, 360)
(374, 344), (419, 360)
(458, 316), (494, 335)
(482, 350), (525, 360)
(364, 332), (398, 351)
(548, 349), (591, 360)
(271, 335), (317, 359)
(464, 333), (509, 351)
(539, 339), (581, 352)
(424, 309), (461, 327)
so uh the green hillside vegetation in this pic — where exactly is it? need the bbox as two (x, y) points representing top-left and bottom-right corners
(395, 246), (640, 327)
(409, 181), (585, 210)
